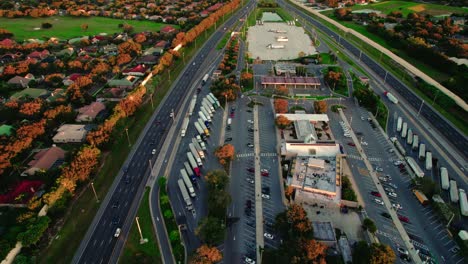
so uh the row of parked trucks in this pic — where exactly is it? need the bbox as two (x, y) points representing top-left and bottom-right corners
(395, 116), (467, 216)
(178, 92), (220, 212)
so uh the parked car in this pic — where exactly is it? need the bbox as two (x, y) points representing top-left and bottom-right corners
(374, 199), (384, 205)
(244, 256), (255, 264)
(152, 149), (156, 155)
(371, 191), (382, 197)
(247, 167), (255, 173)
(398, 215), (410, 223)
(247, 143), (254, 148)
(381, 212), (391, 219)
(261, 193), (270, 199)
(392, 203), (403, 210)
(397, 247), (409, 255)
(261, 171), (269, 177)
(248, 120), (254, 124)
(394, 161), (403, 166)
(246, 178), (254, 184)
(225, 137), (233, 142)
(347, 142), (356, 147)
(388, 183), (398, 189)
(387, 192), (398, 198)
(264, 233), (274, 240)
(384, 187), (395, 193)
(262, 187), (270, 195)
(376, 167), (384, 172)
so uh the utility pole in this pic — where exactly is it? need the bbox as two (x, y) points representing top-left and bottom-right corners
(125, 128), (131, 147)
(135, 217), (148, 244)
(417, 100), (424, 117)
(90, 182), (99, 203)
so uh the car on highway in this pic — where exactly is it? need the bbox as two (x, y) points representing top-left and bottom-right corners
(387, 192), (398, 198)
(111, 200), (119, 209)
(264, 233), (274, 240)
(151, 149), (156, 155)
(114, 228), (121, 238)
(112, 216), (119, 225)
(261, 194), (270, 199)
(381, 212), (391, 219)
(247, 167), (254, 173)
(225, 137), (233, 142)
(246, 178), (254, 184)
(347, 142), (356, 147)
(374, 198), (384, 205)
(371, 191), (382, 197)
(124, 176), (131, 184)
(123, 166), (128, 173)
(247, 143), (254, 148)
(398, 215), (410, 223)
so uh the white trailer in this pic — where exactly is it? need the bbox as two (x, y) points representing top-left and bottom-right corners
(202, 74), (209, 85)
(450, 180), (459, 203)
(394, 140), (406, 156)
(181, 169), (196, 197)
(198, 118), (210, 136)
(418, 143), (426, 160)
(207, 94), (216, 107)
(407, 129), (413, 145)
(198, 111), (208, 123)
(202, 100), (213, 114)
(397, 117), (403, 132)
(178, 179), (193, 210)
(189, 143), (203, 166)
(459, 189), (468, 216)
(208, 93), (219, 108)
(184, 161), (196, 181)
(202, 105), (213, 118)
(425, 151), (432, 170)
(412, 135), (419, 150)
(203, 97), (215, 112)
(188, 95), (197, 116)
(187, 152), (201, 176)
(194, 122), (205, 136)
(192, 138), (205, 156)
(401, 122), (408, 138)
(384, 91), (399, 104)
(406, 156), (424, 178)
(201, 107), (212, 121)
(440, 167), (449, 190)
(181, 117), (190, 137)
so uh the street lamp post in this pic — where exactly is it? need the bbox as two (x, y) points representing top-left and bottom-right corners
(182, 52), (185, 65)
(125, 128), (131, 147)
(135, 217), (148, 244)
(417, 100), (424, 117)
(432, 90), (440, 105)
(90, 182), (99, 203)
(383, 71), (388, 84)
(150, 93), (154, 109)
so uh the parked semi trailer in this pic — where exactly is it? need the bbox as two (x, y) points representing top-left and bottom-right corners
(459, 189), (468, 216)
(181, 169), (196, 198)
(189, 143), (203, 166)
(390, 137), (406, 156)
(178, 179), (194, 210)
(184, 162), (196, 182)
(202, 105), (213, 118)
(384, 91), (399, 104)
(397, 117), (403, 132)
(181, 117), (190, 137)
(406, 156), (424, 177)
(450, 180), (459, 203)
(197, 119), (210, 137)
(199, 111), (208, 123)
(412, 135), (419, 150)
(208, 93), (220, 108)
(425, 151), (433, 170)
(194, 122), (205, 137)
(193, 137), (206, 151)
(203, 98), (215, 112)
(201, 107), (212, 122)
(401, 122), (408, 138)
(440, 167), (449, 190)
(188, 95), (197, 116)
(187, 152), (201, 177)
(202, 100), (214, 115)
(192, 138), (205, 157)
(419, 143), (426, 160)
(407, 129), (413, 145)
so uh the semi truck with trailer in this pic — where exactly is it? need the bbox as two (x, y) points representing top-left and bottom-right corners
(188, 95), (197, 116)
(412, 135), (419, 150)
(459, 189), (468, 216)
(199, 111), (208, 123)
(407, 129), (413, 145)
(202, 100), (214, 114)
(208, 93), (220, 108)
(201, 105), (213, 118)
(192, 138), (205, 157)
(425, 151), (433, 170)
(201, 107), (212, 121)
(406, 156), (424, 177)
(181, 169), (196, 197)
(197, 119), (210, 137)
(390, 137), (406, 156)
(419, 144), (426, 160)
(413, 189), (429, 205)
(450, 180), (459, 203)
(440, 167), (449, 190)
(202, 74), (209, 85)
(397, 117), (402, 132)
(190, 140), (205, 160)
(203, 98), (215, 112)
(384, 91), (399, 104)
(187, 152), (201, 177)
(194, 122), (205, 137)
(184, 162), (196, 182)
(178, 179), (193, 210)
(401, 122), (408, 138)
(189, 143), (203, 166)
(181, 117), (190, 137)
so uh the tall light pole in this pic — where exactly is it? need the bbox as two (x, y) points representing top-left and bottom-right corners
(125, 128), (131, 147)
(432, 90), (440, 105)
(90, 182), (99, 203)
(135, 217), (148, 244)
(150, 93), (154, 109)
(417, 100), (424, 117)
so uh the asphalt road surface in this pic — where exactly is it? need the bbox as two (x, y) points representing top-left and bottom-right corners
(72, 2), (255, 263)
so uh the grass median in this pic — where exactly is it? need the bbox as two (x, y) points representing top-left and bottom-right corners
(120, 187), (161, 264)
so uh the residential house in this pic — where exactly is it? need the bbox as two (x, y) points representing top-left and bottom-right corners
(76, 102), (106, 122)
(207, 3), (223, 12)
(1, 53), (22, 63)
(452, 16), (466, 26)
(177, 17), (188, 24)
(107, 76), (140, 89)
(54, 47), (75, 57)
(100, 87), (126, 100)
(52, 124), (88, 143)
(27, 50), (50, 60)
(160, 25), (176, 34)
(23, 146), (66, 176)
(63, 73), (82, 86)
(144, 47), (164, 56)
(122, 64), (147, 76)
(149, 15), (163, 21)
(200, 10), (209, 17)
(136, 54), (159, 65)
(155, 40), (168, 48)
(8, 74), (35, 88)
(10, 88), (47, 100)
(102, 44), (118, 55)
(0, 38), (15, 47)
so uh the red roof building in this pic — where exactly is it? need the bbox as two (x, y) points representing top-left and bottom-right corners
(160, 25), (176, 34)
(24, 146), (66, 175)
(76, 102), (106, 122)
(207, 3), (223, 12)
(122, 64), (147, 76)
(27, 50), (50, 60)
(0, 38), (15, 47)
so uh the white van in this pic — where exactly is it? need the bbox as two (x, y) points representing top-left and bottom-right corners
(114, 228), (121, 238)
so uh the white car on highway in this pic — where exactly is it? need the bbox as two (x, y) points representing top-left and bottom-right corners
(151, 149), (156, 155)
(261, 194), (270, 199)
(374, 199), (384, 205)
(114, 228), (121, 238)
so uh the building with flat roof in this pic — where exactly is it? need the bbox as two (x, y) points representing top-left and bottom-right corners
(262, 76), (320, 89)
(52, 124), (88, 143)
(312, 221), (337, 247)
(275, 63), (296, 75)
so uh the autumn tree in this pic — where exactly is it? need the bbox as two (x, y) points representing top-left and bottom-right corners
(275, 204), (313, 241)
(275, 85), (288, 96)
(191, 244), (223, 264)
(118, 40), (141, 57)
(313, 100), (328, 114)
(205, 170), (229, 193)
(298, 238), (327, 264)
(325, 70), (342, 90)
(285, 186), (295, 201)
(81, 23), (88, 31)
(370, 243), (396, 264)
(274, 99), (288, 113)
(19, 98), (44, 116)
(275, 115), (292, 129)
(134, 33), (146, 43)
(214, 144), (235, 165)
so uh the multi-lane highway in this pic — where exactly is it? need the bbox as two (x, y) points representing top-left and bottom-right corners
(72, 1), (255, 263)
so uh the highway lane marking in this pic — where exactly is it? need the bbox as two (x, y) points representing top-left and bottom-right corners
(100, 240), (104, 247)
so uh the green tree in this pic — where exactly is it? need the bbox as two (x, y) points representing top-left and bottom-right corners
(164, 209), (173, 219)
(196, 217), (225, 245)
(352, 241), (371, 264)
(370, 243), (396, 264)
(207, 188), (231, 218)
(205, 170), (229, 191)
(169, 230), (180, 242)
(17, 216), (51, 247)
(362, 218), (377, 234)
(160, 194), (170, 206)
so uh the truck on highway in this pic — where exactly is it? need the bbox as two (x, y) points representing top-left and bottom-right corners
(178, 179), (193, 210)
(188, 95), (197, 116)
(181, 169), (196, 197)
(203, 97), (215, 112)
(450, 180), (459, 203)
(412, 189), (429, 206)
(397, 117), (403, 132)
(384, 91), (399, 104)
(390, 137), (406, 156)
(181, 117), (190, 137)
(425, 151), (432, 170)
(189, 143), (203, 166)
(187, 152), (201, 177)
(202, 74), (209, 85)
(407, 129), (413, 145)
(192, 138), (205, 156)
(401, 122), (408, 138)
(197, 118), (210, 136)
(184, 161), (196, 182)
(201, 107), (212, 121)
(459, 189), (468, 216)
(412, 135), (419, 150)
(440, 167), (449, 190)
(418, 143), (426, 161)
(406, 156), (424, 178)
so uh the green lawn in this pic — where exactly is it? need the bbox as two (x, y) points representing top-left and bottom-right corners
(120, 188), (162, 264)
(322, 1), (467, 17)
(0, 16), (175, 40)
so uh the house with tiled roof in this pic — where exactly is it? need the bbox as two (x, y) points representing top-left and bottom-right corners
(76, 102), (106, 122)
(0, 38), (15, 47)
(8, 74), (35, 88)
(107, 76), (140, 89)
(102, 44), (118, 55)
(208, 3), (223, 12)
(160, 25), (176, 34)
(23, 146), (65, 176)
(122, 64), (147, 76)
(136, 54), (159, 65)
(63, 73), (82, 86)
(27, 50), (50, 60)
(52, 124), (88, 143)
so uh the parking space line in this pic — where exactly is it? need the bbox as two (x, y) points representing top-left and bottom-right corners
(444, 239), (453, 246)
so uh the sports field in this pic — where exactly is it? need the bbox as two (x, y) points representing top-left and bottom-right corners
(322, 1), (467, 17)
(0, 16), (175, 40)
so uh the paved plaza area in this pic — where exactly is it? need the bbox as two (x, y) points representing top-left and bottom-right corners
(247, 22), (317, 61)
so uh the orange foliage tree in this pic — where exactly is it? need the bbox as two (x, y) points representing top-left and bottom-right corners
(19, 98), (44, 116)
(313, 100), (328, 114)
(298, 239), (327, 264)
(214, 144), (235, 165)
(91, 61), (110, 75)
(190, 244), (223, 264)
(66, 75), (92, 102)
(275, 115), (292, 129)
(43, 105), (73, 120)
(274, 99), (289, 113)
